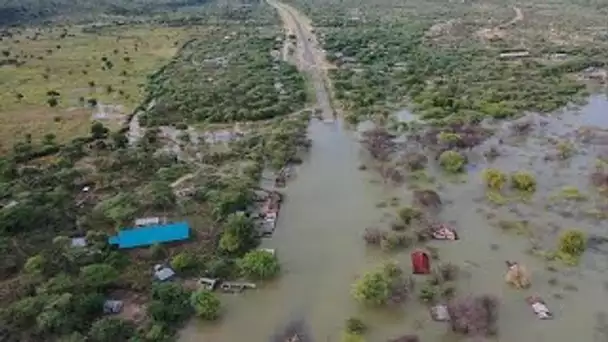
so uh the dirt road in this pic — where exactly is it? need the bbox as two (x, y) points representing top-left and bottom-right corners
(499, 6), (524, 29)
(267, 0), (335, 121)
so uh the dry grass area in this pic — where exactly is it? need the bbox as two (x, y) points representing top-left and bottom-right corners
(0, 24), (198, 149)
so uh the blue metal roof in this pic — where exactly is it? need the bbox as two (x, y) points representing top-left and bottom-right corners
(109, 222), (190, 249)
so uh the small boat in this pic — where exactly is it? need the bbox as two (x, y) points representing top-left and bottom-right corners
(526, 296), (552, 319)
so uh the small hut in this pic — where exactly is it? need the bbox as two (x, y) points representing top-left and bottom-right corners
(411, 250), (430, 274)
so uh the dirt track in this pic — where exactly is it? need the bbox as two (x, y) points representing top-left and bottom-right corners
(499, 6), (524, 29)
(267, 0), (336, 121)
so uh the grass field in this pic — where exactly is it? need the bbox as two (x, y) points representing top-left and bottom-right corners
(0, 24), (198, 151)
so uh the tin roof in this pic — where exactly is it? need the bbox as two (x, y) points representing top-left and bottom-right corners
(109, 222), (190, 249)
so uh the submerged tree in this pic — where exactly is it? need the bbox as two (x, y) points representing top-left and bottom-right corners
(447, 295), (499, 337)
(190, 289), (221, 320)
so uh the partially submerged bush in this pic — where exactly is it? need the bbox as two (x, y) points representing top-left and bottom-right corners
(237, 250), (280, 280)
(397, 206), (422, 225)
(402, 152), (428, 171)
(387, 335), (419, 342)
(345, 317), (367, 335)
(352, 261), (412, 306)
(448, 295), (499, 337)
(363, 227), (386, 246)
(418, 282), (439, 303)
(190, 289), (221, 320)
(413, 189), (442, 209)
(436, 262), (459, 282)
(557, 186), (586, 201)
(511, 171), (536, 193)
(380, 232), (413, 251)
(437, 132), (462, 146)
(438, 150), (466, 173)
(556, 141), (575, 159)
(482, 168), (507, 191)
(557, 229), (586, 262)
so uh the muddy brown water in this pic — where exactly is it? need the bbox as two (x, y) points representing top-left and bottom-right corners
(179, 95), (608, 342)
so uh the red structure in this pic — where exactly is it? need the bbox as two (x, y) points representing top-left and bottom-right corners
(411, 250), (430, 274)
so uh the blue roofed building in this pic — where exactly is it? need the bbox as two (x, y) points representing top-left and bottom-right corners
(109, 222), (191, 249)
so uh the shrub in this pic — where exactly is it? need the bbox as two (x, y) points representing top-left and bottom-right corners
(397, 206), (422, 225)
(403, 152), (427, 171)
(447, 295), (499, 337)
(511, 171), (536, 193)
(352, 261), (410, 306)
(481, 168), (507, 190)
(438, 150), (466, 173)
(190, 289), (221, 320)
(363, 227), (386, 246)
(352, 269), (391, 305)
(556, 141), (575, 159)
(380, 232), (413, 251)
(47, 97), (58, 107)
(345, 317), (367, 335)
(418, 282), (438, 303)
(557, 186), (586, 201)
(436, 262), (459, 282)
(170, 252), (196, 272)
(437, 132), (462, 145)
(557, 229), (586, 257)
(89, 317), (134, 342)
(238, 250), (280, 280)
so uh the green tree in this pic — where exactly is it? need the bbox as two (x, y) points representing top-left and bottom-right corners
(95, 193), (138, 225)
(24, 254), (46, 275)
(219, 212), (257, 255)
(80, 263), (119, 289)
(190, 289), (221, 320)
(47, 97), (59, 107)
(143, 181), (175, 211)
(238, 250), (280, 280)
(89, 317), (135, 342)
(170, 252), (196, 272)
(111, 132), (129, 149)
(351, 270), (391, 306)
(2, 296), (46, 329)
(438, 150), (466, 173)
(35, 293), (73, 334)
(91, 121), (108, 139)
(148, 283), (192, 324)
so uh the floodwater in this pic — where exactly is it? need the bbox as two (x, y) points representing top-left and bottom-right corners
(180, 94), (608, 342)
(179, 118), (390, 341)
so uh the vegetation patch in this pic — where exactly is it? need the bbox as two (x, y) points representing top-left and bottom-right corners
(351, 261), (412, 306)
(438, 150), (466, 173)
(140, 27), (307, 126)
(556, 229), (587, 265)
(510, 171), (537, 193)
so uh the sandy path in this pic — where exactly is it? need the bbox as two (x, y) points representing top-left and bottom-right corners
(267, 0), (336, 121)
(499, 6), (524, 29)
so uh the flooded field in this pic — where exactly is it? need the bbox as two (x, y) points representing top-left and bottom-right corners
(180, 94), (608, 342)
